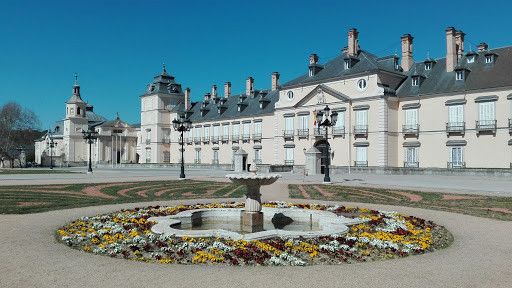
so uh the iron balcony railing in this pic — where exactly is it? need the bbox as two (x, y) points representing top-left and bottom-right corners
(253, 158), (262, 164)
(211, 136), (220, 143)
(446, 122), (465, 135)
(145, 139), (151, 145)
(202, 136), (210, 144)
(314, 127), (327, 137)
(297, 129), (309, 138)
(253, 133), (262, 141)
(509, 119), (512, 134)
(354, 161), (368, 167)
(161, 138), (171, 144)
(186, 138), (193, 145)
(447, 161), (466, 169)
(231, 134), (240, 142)
(284, 160), (294, 165)
(476, 120), (497, 133)
(221, 135), (230, 142)
(404, 161), (419, 168)
(194, 159), (201, 164)
(353, 125), (368, 137)
(242, 134), (251, 141)
(194, 137), (201, 144)
(402, 124), (420, 136)
(332, 126), (345, 137)
(283, 130), (294, 139)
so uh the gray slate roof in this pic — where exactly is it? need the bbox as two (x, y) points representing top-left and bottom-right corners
(178, 90), (279, 124)
(282, 50), (403, 88)
(397, 46), (512, 97)
(143, 69), (183, 96)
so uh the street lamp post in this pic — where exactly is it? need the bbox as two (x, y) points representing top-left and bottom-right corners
(315, 105), (338, 183)
(47, 130), (56, 170)
(82, 127), (98, 173)
(172, 114), (192, 179)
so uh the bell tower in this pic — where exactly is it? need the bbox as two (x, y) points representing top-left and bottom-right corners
(63, 74), (89, 163)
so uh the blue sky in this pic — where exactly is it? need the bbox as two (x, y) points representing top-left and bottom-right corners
(1, 0), (510, 129)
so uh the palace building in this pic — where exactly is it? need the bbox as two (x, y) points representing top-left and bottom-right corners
(35, 78), (140, 166)
(140, 27), (512, 173)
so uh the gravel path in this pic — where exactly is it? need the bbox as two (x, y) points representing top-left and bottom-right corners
(0, 182), (511, 288)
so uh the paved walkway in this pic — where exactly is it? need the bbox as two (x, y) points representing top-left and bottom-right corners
(1, 166), (512, 196)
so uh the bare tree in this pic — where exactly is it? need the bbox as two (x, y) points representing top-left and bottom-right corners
(0, 102), (40, 168)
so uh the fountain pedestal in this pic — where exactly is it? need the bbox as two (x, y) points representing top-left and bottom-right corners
(226, 170), (281, 233)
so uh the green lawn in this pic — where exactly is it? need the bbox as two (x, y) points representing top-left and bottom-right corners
(0, 180), (246, 214)
(289, 184), (512, 221)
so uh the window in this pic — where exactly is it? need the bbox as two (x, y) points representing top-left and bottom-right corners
(285, 148), (294, 165)
(479, 102), (496, 121)
(424, 62), (432, 70)
(203, 126), (209, 139)
(243, 122), (251, 140)
(344, 59), (350, 69)
(287, 91), (294, 100)
(357, 79), (367, 91)
(232, 124), (239, 138)
(485, 55), (494, 64)
(254, 122), (262, 139)
(394, 58), (399, 70)
(285, 117), (294, 136)
(412, 76), (419, 86)
(299, 115), (308, 130)
(467, 56), (475, 63)
(223, 125), (229, 139)
(355, 110), (368, 126)
(448, 105), (464, 123)
(145, 148), (151, 163)
(254, 149), (262, 164)
(213, 126), (219, 139)
(356, 146), (368, 165)
(405, 109), (418, 126)
(193, 127), (199, 141)
(455, 70), (464, 81)
(449, 147), (464, 168)
(146, 129), (151, 144)
(213, 150), (219, 164)
(333, 111), (345, 135)
(77, 107), (81, 115)
(195, 150), (201, 164)
(404, 147), (418, 167)
(163, 151), (170, 163)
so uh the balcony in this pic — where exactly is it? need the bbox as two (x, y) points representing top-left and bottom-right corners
(354, 161), (368, 167)
(253, 158), (262, 165)
(476, 120), (497, 134)
(284, 160), (294, 165)
(242, 134), (251, 142)
(186, 138), (193, 145)
(446, 122), (465, 135)
(402, 124), (420, 137)
(212, 159), (219, 165)
(211, 136), (220, 144)
(353, 125), (368, 138)
(509, 119), (512, 134)
(194, 137), (201, 144)
(161, 138), (171, 144)
(253, 133), (262, 141)
(332, 127), (345, 137)
(447, 161), (466, 169)
(283, 130), (294, 140)
(202, 136), (210, 144)
(297, 129), (309, 139)
(145, 139), (151, 145)
(231, 135), (240, 142)
(404, 161), (419, 168)
(221, 135), (230, 142)
(194, 159), (201, 164)
(314, 127), (327, 138)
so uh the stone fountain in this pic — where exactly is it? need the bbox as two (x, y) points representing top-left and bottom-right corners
(225, 164), (281, 232)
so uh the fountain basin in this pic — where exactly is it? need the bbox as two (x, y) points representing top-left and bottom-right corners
(149, 207), (364, 240)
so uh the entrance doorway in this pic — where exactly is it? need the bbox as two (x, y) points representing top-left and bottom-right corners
(314, 140), (330, 174)
(242, 156), (247, 171)
(116, 151), (121, 164)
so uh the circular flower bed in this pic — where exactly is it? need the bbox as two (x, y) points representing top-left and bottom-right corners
(56, 202), (452, 266)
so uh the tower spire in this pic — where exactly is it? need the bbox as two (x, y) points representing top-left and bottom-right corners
(72, 73), (80, 96)
(162, 63), (167, 74)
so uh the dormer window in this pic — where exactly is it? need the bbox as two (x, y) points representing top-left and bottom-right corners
(394, 58), (399, 70)
(344, 59), (350, 69)
(467, 55), (475, 63)
(456, 70), (465, 81)
(424, 62), (432, 71)
(485, 54), (494, 64)
(412, 76), (419, 86)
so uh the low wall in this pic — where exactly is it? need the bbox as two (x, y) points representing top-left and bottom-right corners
(329, 166), (512, 177)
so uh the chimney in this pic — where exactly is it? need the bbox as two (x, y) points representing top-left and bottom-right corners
(246, 76), (254, 96)
(204, 93), (211, 101)
(445, 27), (457, 72)
(477, 42), (488, 52)
(347, 28), (359, 57)
(309, 53), (319, 64)
(184, 88), (191, 110)
(224, 82), (231, 97)
(271, 72), (280, 91)
(211, 85), (217, 98)
(401, 34), (414, 72)
(455, 30), (465, 60)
